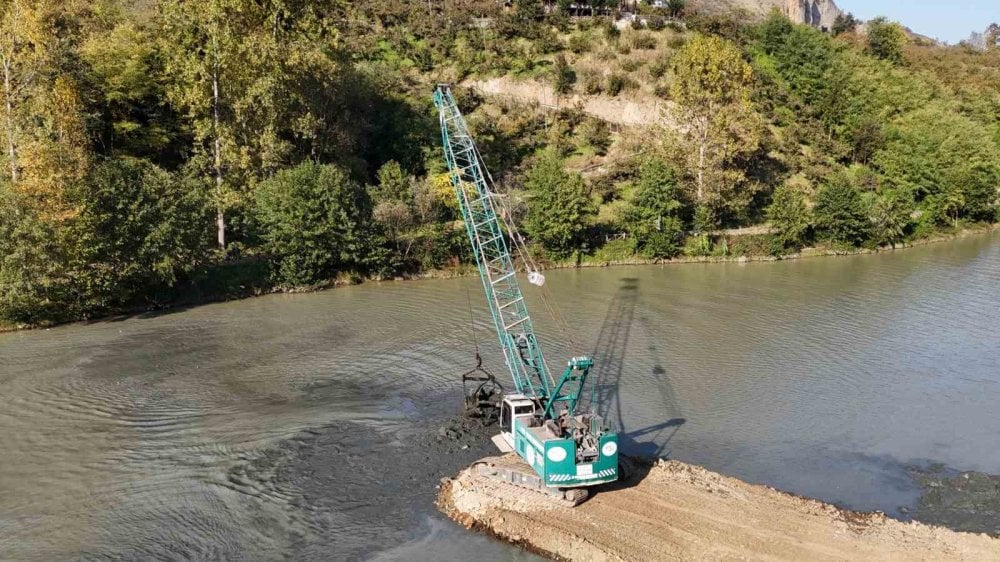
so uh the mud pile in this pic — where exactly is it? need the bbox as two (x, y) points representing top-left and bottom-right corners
(439, 455), (1000, 561)
(909, 465), (1000, 536)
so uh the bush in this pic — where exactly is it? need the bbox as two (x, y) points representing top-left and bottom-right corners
(603, 20), (621, 40)
(591, 237), (638, 262)
(0, 190), (74, 324)
(766, 183), (811, 249)
(666, 34), (686, 48)
(582, 70), (604, 94)
(728, 234), (778, 257)
(607, 73), (633, 96)
(813, 174), (866, 246)
(683, 234), (713, 256)
(0, 158), (210, 324)
(580, 117), (612, 155)
(620, 58), (644, 72)
(567, 33), (591, 54)
(256, 162), (376, 286)
(647, 16), (666, 32)
(649, 58), (669, 78)
(630, 33), (658, 50)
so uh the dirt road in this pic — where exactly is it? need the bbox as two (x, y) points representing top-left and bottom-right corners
(438, 455), (1000, 561)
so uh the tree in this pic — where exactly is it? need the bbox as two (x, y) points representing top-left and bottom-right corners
(579, 117), (611, 155)
(0, 157), (211, 324)
(875, 105), (1000, 223)
(552, 53), (576, 95)
(161, 0), (242, 251)
(866, 17), (907, 64)
(813, 172), (866, 245)
(771, 25), (838, 108)
(623, 158), (684, 258)
(256, 162), (375, 286)
(0, 0), (49, 184)
(766, 183), (811, 249)
(863, 189), (910, 247)
(66, 158), (210, 313)
(666, 0), (687, 19)
(0, 185), (72, 324)
(522, 152), (597, 258)
(831, 13), (859, 36)
(160, 0), (343, 251)
(757, 9), (793, 55)
(670, 34), (761, 221)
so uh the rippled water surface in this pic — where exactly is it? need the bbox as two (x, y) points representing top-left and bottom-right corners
(1, 233), (998, 559)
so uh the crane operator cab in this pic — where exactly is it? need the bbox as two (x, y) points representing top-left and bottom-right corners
(493, 393), (619, 489)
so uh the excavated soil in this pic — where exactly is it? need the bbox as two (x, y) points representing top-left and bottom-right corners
(438, 455), (1000, 561)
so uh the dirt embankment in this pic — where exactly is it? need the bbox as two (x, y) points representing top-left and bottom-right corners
(466, 77), (673, 128)
(439, 455), (1000, 561)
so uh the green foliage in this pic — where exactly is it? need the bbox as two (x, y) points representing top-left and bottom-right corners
(623, 159), (685, 258)
(567, 33), (591, 54)
(522, 152), (597, 258)
(672, 34), (761, 221)
(552, 54), (577, 94)
(68, 158), (210, 311)
(832, 13), (859, 36)
(666, 0), (687, 18)
(3, 1), (1000, 325)
(607, 73), (628, 96)
(580, 118), (612, 155)
(256, 162), (376, 286)
(875, 105), (1000, 222)
(0, 189), (73, 324)
(591, 237), (638, 262)
(757, 10), (794, 54)
(813, 173), (867, 246)
(866, 17), (907, 64)
(863, 189), (911, 247)
(766, 183), (811, 249)
(1, 158), (210, 324)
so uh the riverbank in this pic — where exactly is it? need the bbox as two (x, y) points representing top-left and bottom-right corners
(2, 223), (996, 334)
(439, 455), (1000, 561)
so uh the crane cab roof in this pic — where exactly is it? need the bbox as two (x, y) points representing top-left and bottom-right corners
(503, 394), (535, 408)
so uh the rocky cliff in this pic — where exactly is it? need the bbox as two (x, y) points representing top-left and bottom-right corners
(691, 0), (844, 29)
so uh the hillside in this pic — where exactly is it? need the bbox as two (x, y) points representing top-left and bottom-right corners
(0, 1), (998, 328)
(693, 0), (843, 29)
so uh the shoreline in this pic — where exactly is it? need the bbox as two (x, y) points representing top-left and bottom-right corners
(438, 454), (1000, 561)
(3, 223), (996, 335)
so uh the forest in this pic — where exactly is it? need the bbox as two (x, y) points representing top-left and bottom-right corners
(0, 0), (998, 326)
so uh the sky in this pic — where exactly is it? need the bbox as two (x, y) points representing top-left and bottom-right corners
(836, 0), (998, 44)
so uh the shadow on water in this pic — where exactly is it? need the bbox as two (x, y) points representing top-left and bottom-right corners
(588, 277), (685, 461)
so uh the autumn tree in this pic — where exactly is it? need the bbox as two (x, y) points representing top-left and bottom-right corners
(670, 34), (761, 225)
(0, 0), (48, 184)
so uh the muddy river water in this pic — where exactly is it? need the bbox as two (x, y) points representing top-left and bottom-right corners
(1, 232), (998, 560)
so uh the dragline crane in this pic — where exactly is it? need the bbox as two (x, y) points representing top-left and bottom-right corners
(434, 85), (619, 503)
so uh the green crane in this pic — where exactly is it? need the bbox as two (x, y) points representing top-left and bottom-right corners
(434, 85), (619, 500)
